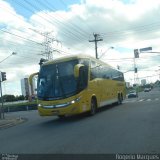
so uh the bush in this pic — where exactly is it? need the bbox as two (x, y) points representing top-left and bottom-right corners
(0, 94), (26, 102)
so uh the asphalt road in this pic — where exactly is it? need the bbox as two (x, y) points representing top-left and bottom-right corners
(0, 88), (160, 154)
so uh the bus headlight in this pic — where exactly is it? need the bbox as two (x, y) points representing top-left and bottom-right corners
(38, 104), (42, 107)
(70, 97), (81, 104)
(42, 97), (81, 109)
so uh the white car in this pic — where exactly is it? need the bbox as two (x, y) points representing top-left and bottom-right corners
(144, 88), (150, 92)
(128, 90), (138, 98)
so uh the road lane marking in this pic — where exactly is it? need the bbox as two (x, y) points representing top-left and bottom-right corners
(139, 99), (144, 102)
(123, 97), (160, 104)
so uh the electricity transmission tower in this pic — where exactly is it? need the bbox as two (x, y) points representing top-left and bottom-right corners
(29, 28), (60, 60)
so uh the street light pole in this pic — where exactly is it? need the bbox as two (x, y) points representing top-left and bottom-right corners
(98, 47), (114, 59)
(0, 52), (17, 64)
(0, 52), (17, 119)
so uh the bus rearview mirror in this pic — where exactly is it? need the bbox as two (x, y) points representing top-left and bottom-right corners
(74, 64), (85, 78)
(29, 72), (39, 85)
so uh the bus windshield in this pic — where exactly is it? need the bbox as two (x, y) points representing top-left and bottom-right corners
(37, 60), (78, 100)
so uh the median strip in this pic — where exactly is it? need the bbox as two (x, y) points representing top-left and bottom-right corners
(0, 117), (27, 129)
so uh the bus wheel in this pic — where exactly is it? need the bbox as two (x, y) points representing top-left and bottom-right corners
(58, 115), (65, 119)
(90, 98), (97, 115)
(117, 94), (122, 105)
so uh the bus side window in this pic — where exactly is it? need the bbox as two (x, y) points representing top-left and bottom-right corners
(90, 70), (96, 80)
(90, 61), (96, 80)
(78, 59), (89, 84)
(102, 66), (111, 79)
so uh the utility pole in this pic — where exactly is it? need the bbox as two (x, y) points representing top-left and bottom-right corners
(89, 33), (103, 59)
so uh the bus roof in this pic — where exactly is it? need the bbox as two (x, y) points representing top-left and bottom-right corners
(42, 54), (120, 72)
(42, 54), (87, 66)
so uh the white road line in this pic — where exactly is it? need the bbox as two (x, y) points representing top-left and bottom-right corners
(123, 100), (136, 103)
(124, 98), (159, 103)
(139, 99), (144, 102)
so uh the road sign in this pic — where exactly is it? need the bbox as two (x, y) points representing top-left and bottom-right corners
(140, 47), (152, 52)
(135, 67), (138, 73)
(1, 72), (6, 81)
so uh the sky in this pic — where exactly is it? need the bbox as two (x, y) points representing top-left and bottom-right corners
(0, 0), (160, 95)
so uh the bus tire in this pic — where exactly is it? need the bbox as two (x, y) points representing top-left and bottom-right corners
(58, 115), (65, 119)
(117, 94), (122, 105)
(90, 97), (97, 116)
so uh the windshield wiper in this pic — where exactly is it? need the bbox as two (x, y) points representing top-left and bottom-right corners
(58, 76), (67, 98)
(56, 65), (67, 99)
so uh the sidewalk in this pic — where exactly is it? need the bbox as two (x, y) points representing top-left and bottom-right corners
(0, 117), (27, 129)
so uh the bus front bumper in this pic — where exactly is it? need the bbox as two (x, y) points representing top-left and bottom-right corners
(38, 103), (81, 116)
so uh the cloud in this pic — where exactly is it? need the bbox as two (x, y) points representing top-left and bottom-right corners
(0, 0), (160, 94)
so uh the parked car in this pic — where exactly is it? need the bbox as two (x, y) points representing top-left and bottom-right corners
(127, 90), (138, 98)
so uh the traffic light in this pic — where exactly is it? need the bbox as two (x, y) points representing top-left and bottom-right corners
(135, 68), (138, 73)
(117, 65), (120, 70)
(1, 72), (6, 81)
(134, 49), (139, 58)
(39, 58), (47, 66)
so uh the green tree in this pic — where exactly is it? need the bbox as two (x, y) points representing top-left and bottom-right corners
(3, 95), (16, 102)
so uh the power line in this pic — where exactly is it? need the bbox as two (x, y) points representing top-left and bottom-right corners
(10, 0), (94, 51)
(102, 21), (160, 37)
(101, 21), (160, 43)
(59, 0), (102, 32)
(0, 38), (43, 52)
(0, 29), (42, 45)
(37, 0), (90, 36)
(13, 0), (87, 42)
(4, 0), (160, 57)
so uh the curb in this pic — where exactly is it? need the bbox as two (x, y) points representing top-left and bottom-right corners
(0, 117), (27, 129)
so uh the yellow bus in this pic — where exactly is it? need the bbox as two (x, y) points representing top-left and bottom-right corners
(30, 55), (126, 118)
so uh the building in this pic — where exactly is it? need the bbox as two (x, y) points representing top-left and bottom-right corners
(126, 82), (130, 88)
(141, 79), (146, 86)
(21, 76), (37, 99)
(21, 78), (30, 98)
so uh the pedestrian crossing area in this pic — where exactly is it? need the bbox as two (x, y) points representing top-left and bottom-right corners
(123, 97), (160, 103)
